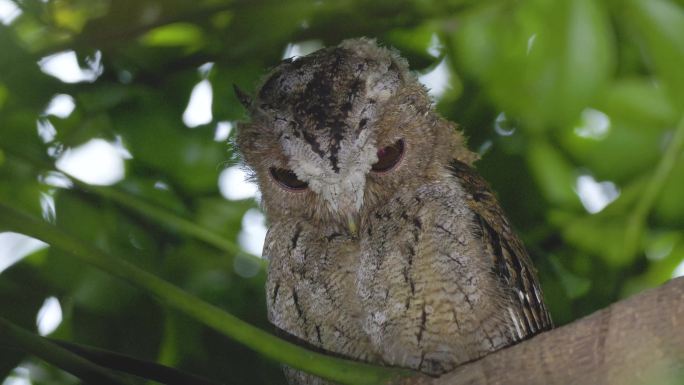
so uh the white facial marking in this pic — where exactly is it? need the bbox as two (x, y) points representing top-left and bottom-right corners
(282, 128), (377, 215)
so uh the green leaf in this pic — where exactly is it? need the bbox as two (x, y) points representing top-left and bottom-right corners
(655, 157), (684, 226)
(625, 0), (684, 110)
(621, 232), (684, 296)
(113, 98), (224, 194)
(553, 213), (632, 266)
(596, 79), (679, 127)
(0, 83), (8, 109)
(384, 22), (441, 69)
(548, 255), (592, 299)
(77, 84), (132, 114)
(0, 156), (46, 218)
(455, 0), (615, 130)
(560, 118), (664, 182)
(140, 23), (205, 49)
(527, 139), (581, 208)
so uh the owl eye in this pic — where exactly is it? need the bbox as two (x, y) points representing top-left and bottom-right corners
(269, 167), (308, 191)
(372, 139), (404, 172)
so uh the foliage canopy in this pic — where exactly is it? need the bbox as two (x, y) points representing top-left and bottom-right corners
(0, 0), (683, 384)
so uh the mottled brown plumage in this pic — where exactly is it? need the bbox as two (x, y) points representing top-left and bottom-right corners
(237, 38), (552, 384)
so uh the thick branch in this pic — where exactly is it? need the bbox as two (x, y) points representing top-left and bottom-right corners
(400, 277), (684, 385)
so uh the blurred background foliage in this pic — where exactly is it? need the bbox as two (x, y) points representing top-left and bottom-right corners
(0, 0), (683, 384)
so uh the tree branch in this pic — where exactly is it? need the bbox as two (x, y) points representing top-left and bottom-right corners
(398, 277), (684, 385)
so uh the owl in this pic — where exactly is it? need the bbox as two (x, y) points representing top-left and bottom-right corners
(236, 38), (552, 385)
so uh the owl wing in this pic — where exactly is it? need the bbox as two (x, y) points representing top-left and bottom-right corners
(449, 159), (553, 337)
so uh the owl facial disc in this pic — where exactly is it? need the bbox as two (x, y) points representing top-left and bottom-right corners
(254, 39), (408, 227)
(282, 127), (377, 233)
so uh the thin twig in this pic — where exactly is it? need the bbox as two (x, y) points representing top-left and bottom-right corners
(624, 115), (684, 258)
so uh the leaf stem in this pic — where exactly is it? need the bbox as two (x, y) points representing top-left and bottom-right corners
(85, 183), (256, 259)
(0, 317), (133, 385)
(625, 115), (684, 257)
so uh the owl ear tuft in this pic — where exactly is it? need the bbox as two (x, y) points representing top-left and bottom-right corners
(233, 84), (253, 109)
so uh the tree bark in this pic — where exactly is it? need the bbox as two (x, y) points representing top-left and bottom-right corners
(397, 277), (684, 385)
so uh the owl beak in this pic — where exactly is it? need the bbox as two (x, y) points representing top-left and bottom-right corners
(315, 172), (364, 237)
(347, 217), (358, 237)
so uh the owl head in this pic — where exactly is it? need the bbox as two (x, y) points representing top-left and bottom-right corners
(237, 38), (476, 233)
